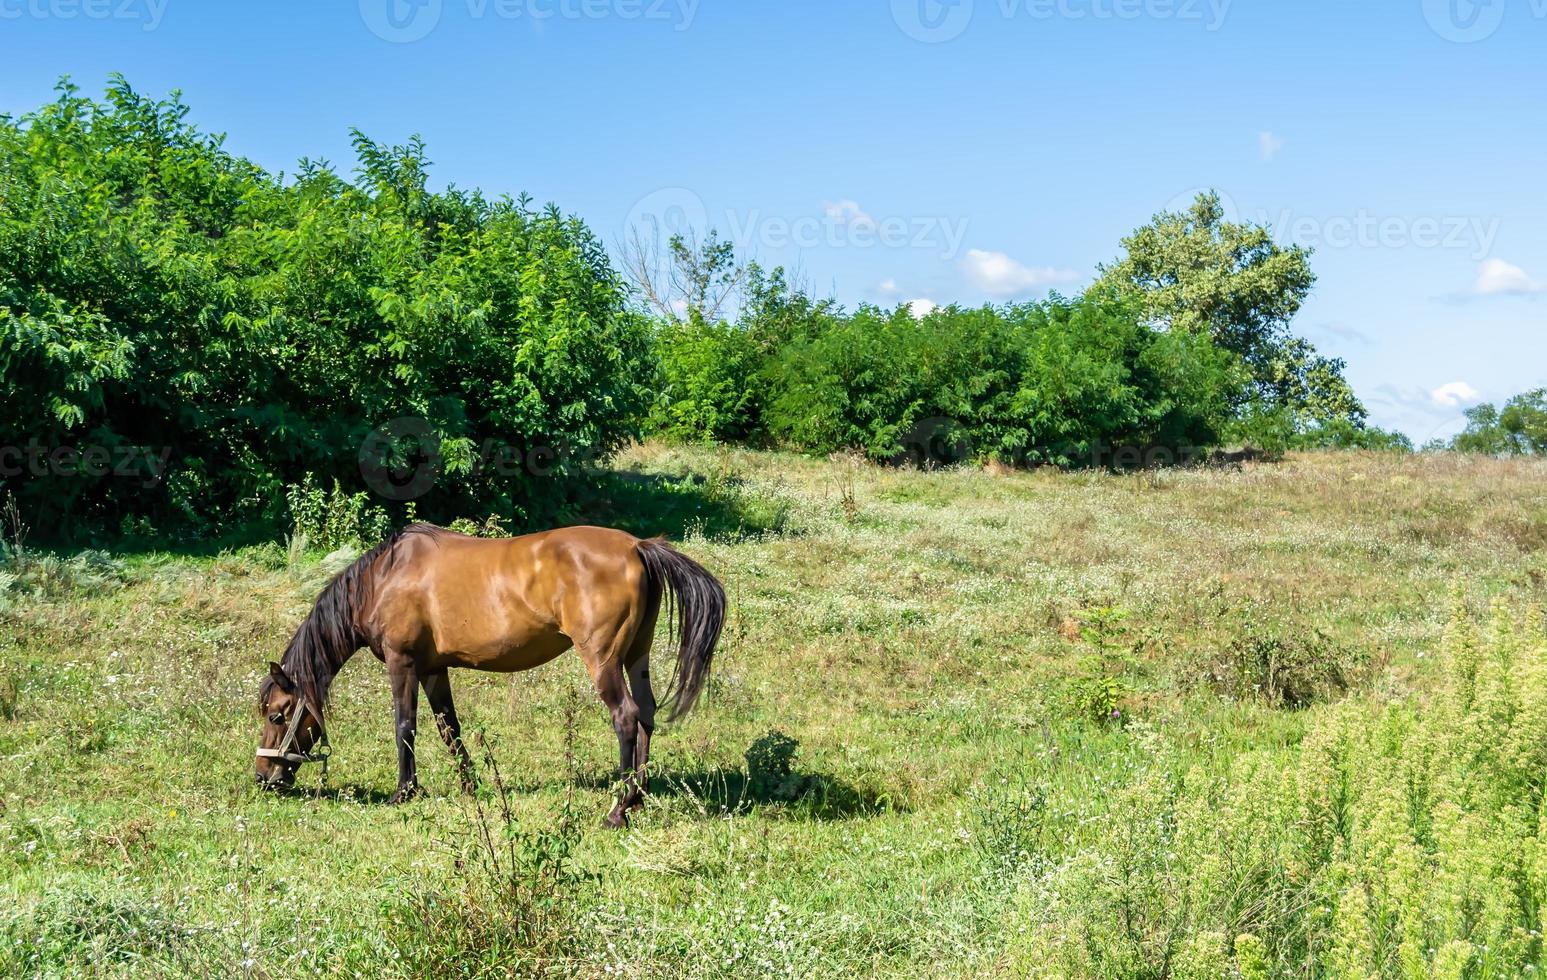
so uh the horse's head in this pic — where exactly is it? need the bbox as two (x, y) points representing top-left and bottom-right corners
(255, 662), (328, 790)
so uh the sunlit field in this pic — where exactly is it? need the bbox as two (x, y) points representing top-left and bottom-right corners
(3, 445), (1546, 978)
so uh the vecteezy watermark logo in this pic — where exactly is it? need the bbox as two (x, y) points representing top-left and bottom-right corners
(360, 0), (698, 42)
(1162, 188), (1501, 261)
(0, 441), (173, 488)
(998, 0), (1233, 27)
(893, 0), (1233, 42)
(1263, 210), (1500, 260)
(359, 0), (444, 42)
(725, 202), (971, 258)
(624, 189), (971, 260)
(0, 0), (169, 31)
(892, 0), (976, 42)
(1422, 0), (1507, 42)
(624, 187), (712, 253)
(359, 417), (442, 501)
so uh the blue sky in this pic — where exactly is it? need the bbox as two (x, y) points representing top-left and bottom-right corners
(3, 0), (1543, 440)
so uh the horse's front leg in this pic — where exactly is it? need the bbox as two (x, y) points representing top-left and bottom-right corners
(387, 653), (420, 804)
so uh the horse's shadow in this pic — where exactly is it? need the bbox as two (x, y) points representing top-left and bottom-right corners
(271, 760), (896, 820)
(648, 765), (897, 821)
(509, 764), (897, 822)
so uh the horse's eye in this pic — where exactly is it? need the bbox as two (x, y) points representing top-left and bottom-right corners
(269, 711), (286, 725)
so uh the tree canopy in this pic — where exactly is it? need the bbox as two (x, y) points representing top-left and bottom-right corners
(1095, 192), (1365, 431)
(1452, 389), (1547, 456)
(1, 78), (652, 535)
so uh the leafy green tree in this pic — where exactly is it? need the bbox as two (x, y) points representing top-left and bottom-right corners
(0, 78), (652, 535)
(1453, 389), (1547, 455)
(1095, 192), (1365, 431)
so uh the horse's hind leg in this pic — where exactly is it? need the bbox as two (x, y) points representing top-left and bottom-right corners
(623, 656), (656, 802)
(422, 669), (476, 794)
(570, 574), (653, 828)
(585, 656), (641, 829)
(575, 615), (652, 828)
(624, 616), (659, 808)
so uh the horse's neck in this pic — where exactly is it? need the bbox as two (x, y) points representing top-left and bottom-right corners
(282, 631), (362, 707)
(318, 642), (363, 702)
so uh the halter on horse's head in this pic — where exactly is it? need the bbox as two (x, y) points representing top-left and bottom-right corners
(255, 662), (331, 789)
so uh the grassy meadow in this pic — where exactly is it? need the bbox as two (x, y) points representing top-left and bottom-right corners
(3, 445), (1547, 978)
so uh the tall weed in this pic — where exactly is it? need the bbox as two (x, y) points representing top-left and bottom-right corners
(1010, 598), (1547, 977)
(286, 475), (391, 553)
(386, 690), (586, 977)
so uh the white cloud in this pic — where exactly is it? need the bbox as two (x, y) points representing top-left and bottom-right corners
(1259, 131), (1286, 161)
(1430, 381), (1481, 409)
(823, 199), (875, 230)
(961, 249), (1077, 298)
(877, 278), (900, 296)
(907, 298), (938, 318)
(1368, 384), (1471, 445)
(1475, 258), (1544, 296)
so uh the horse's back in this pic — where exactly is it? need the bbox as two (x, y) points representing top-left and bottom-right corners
(365, 526), (650, 670)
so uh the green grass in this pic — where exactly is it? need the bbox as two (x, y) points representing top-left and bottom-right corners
(2, 446), (1546, 978)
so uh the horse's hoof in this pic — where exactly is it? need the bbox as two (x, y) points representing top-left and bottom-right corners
(388, 785), (421, 805)
(605, 808), (630, 830)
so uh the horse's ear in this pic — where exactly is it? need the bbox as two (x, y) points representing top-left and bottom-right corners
(269, 662), (295, 693)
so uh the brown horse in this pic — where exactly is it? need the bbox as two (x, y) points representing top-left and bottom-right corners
(254, 524), (725, 827)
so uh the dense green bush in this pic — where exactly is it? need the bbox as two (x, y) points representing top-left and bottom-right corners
(0, 78), (652, 536)
(647, 316), (763, 443)
(645, 195), (1387, 466)
(759, 295), (1238, 466)
(646, 264), (838, 444)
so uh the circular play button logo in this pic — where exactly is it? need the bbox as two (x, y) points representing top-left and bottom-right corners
(1422, 0), (1506, 43)
(892, 0), (975, 43)
(359, 0), (444, 43)
(359, 417), (442, 501)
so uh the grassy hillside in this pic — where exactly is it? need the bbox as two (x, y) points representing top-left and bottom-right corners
(2, 446), (1545, 978)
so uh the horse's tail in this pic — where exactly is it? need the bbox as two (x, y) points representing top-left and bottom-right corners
(636, 537), (726, 722)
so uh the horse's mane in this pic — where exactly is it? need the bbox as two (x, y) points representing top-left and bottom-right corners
(263, 523), (443, 712)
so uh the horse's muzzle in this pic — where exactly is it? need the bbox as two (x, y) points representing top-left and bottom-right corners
(257, 766), (294, 790)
